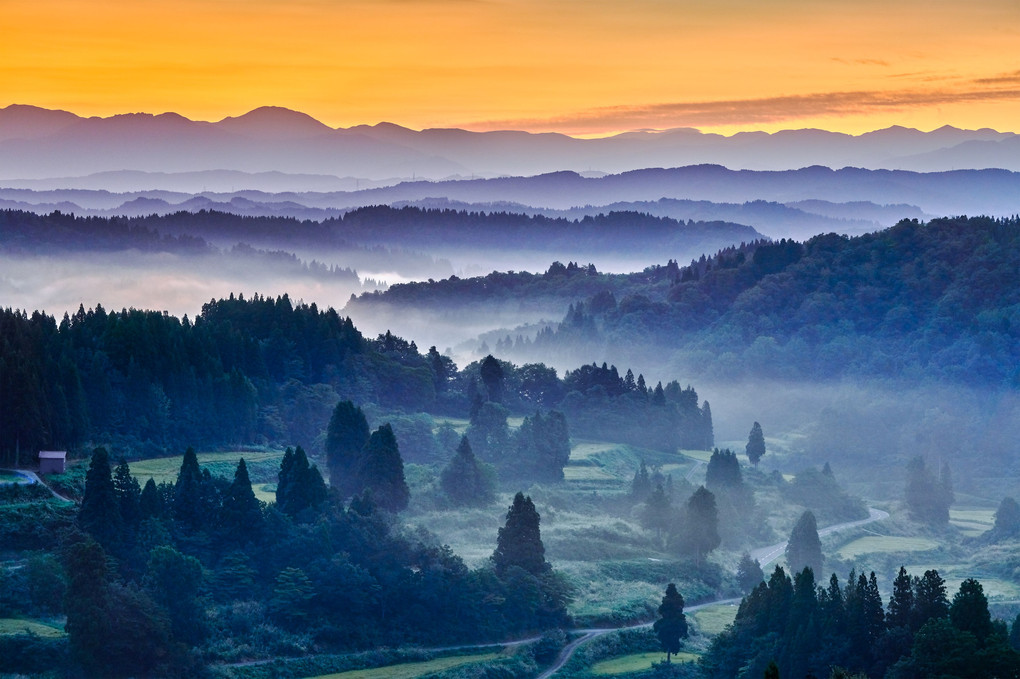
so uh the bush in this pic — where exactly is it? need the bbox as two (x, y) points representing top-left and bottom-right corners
(0, 634), (69, 675)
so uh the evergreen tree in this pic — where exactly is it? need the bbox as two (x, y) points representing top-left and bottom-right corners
(112, 458), (141, 538)
(143, 545), (205, 645)
(173, 446), (205, 532)
(887, 566), (915, 629)
(78, 447), (123, 553)
(357, 424), (410, 511)
(673, 486), (721, 564)
(479, 354), (505, 403)
(652, 381), (666, 406)
(492, 492), (549, 576)
(1010, 613), (1020, 651)
(440, 436), (496, 507)
(325, 400), (370, 496)
(746, 421), (766, 467)
(950, 578), (992, 644)
(653, 583), (689, 661)
(700, 400), (714, 450)
(631, 461), (652, 502)
(990, 496), (1020, 541)
(737, 552), (765, 593)
(706, 448), (743, 490)
(640, 482), (672, 542)
(277, 446), (328, 518)
(905, 456), (952, 525)
(913, 569), (950, 631)
(138, 478), (163, 520)
(786, 511), (823, 578)
(218, 458), (264, 547)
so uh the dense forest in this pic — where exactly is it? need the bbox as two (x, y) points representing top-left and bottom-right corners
(0, 294), (711, 464)
(448, 216), (1020, 387)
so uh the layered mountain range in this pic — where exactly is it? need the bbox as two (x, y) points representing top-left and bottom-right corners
(3, 104), (1020, 186)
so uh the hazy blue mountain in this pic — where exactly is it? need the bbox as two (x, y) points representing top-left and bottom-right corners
(2, 105), (1019, 184)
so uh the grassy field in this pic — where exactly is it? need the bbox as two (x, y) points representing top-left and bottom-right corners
(591, 651), (700, 675)
(305, 652), (500, 679)
(130, 450), (286, 503)
(902, 564), (1020, 601)
(0, 618), (65, 637)
(836, 536), (940, 560)
(692, 603), (739, 636)
(949, 508), (996, 537)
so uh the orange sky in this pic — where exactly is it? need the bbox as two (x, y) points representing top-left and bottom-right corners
(2, 0), (1019, 135)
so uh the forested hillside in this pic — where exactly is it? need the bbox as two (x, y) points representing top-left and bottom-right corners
(500, 216), (1020, 386)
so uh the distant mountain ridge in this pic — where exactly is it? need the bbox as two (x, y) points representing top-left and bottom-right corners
(1, 104), (1019, 184)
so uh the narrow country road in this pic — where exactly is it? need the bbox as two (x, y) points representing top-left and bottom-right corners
(537, 505), (890, 678)
(0, 468), (73, 503)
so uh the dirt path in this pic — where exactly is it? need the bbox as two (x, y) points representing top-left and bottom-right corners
(0, 468), (74, 503)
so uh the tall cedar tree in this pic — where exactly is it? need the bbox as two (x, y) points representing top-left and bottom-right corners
(640, 482), (672, 541)
(950, 578), (993, 643)
(479, 354), (504, 403)
(112, 458), (141, 538)
(653, 583), (689, 661)
(786, 510), (823, 577)
(325, 400), (370, 496)
(440, 436), (496, 507)
(673, 486), (721, 564)
(737, 552), (765, 593)
(887, 566), (915, 629)
(357, 424), (410, 511)
(913, 569), (950, 631)
(493, 492), (549, 575)
(78, 447), (123, 553)
(276, 446), (328, 518)
(218, 458), (264, 546)
(745, 421), (766, 467)
(173, 447), (205, 531)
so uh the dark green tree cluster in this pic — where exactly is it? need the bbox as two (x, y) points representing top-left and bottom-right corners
(705, 448), (766, 546)
(507, 410), (571, 483)
(440, 436), (496, 507)
(703, 565), (1020, 679)
(558, 363), (713, 452)
(786, 510), (824, 577)
(510, 216), (1020, 387)
(785, 463), (869, 524)
(905, 456), (954, 525)
(324, 401), (409, 511)
(63, 446), (571, 677)
(670, 485), (721, 565)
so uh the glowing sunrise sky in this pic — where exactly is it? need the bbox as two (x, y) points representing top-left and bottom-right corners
(2, 0), (1019, 135)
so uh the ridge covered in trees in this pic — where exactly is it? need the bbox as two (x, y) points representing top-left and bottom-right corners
(500, 216), (1020, 386)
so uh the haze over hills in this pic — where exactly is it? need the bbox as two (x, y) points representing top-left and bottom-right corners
(2, 165), (1015, 241)
(2, 105), (1020, 185)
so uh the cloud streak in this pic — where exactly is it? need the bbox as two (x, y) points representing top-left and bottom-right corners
(467, 82), (1020, 133)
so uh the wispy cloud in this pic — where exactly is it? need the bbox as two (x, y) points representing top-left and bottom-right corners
(467, 81), (1020, 133)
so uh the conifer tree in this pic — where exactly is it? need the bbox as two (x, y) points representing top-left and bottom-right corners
(950, 578), (992, 643)
(325, 400), (370, 496)
(631, 461), (652, 501)
(173, 446), (205, 531)
(440, 436), (496, 507)
(913, 569), (949, 631)
(745, 421), (766, 467)
(479, 354), (505, 403)
(640, 482), (672, 541)
(112, 458), (141, 537)
(277, 446), (328, 518)
(218, 458), (264, 546)
(493, 492), (549, 575)
(357, 424), (410, 511)
(673, 486), (720, 564)
(138, 478), (163, 520)
(887, 566), (915, 629)
(78, 447), (123, 553)
(786, 510), (823, 578)
(653, 583), (689, 661)
(737, 552), (765, 593)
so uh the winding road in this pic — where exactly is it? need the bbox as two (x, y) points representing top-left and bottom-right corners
(535, 505), (890, 678)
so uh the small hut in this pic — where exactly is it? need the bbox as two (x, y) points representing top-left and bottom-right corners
(38, 451), (66, 475)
